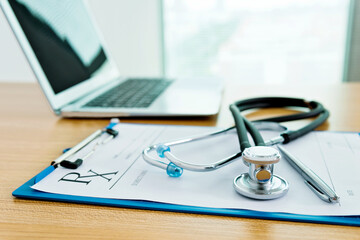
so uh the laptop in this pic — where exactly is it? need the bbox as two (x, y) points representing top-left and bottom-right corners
(1, 0), (223, 117)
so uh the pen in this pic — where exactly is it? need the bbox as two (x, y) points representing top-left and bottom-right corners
(277, 145), (340, 203)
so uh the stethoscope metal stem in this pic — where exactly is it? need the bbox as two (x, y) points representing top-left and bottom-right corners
(265, 136), (285, 146)
(142, 125), (286, 173)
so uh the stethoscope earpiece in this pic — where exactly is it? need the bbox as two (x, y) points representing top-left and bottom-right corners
(233, 146), (289, 200)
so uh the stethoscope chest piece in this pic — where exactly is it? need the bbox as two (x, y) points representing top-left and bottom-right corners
(233, 146), (289, 200)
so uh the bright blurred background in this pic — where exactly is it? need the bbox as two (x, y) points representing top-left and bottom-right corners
(0, 0), (354, 84)
(163, 0), (350, 84)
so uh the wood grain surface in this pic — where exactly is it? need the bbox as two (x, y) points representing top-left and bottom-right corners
(0, 82), (359, 240)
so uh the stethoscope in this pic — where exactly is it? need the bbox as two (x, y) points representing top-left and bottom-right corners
(142, 97), (329, 200)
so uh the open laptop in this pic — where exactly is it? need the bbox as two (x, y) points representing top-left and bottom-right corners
(1, 0), (222, 117)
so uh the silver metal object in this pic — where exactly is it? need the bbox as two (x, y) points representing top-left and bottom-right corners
(142, 123), (290, 200)
(233, 146), (289, 200)
(53, 129), (102, 165)
(142, 122), (287, 172)
(52, 119), (120, 168)
(278, 145), (339, 203)
(143, 126), (241, 171)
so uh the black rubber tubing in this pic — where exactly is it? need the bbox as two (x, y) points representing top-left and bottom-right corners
(229, 97), (330, 151)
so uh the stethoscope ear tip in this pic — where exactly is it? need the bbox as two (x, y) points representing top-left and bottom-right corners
(156, 144), (170, 158)
(167, 162), (183, 177)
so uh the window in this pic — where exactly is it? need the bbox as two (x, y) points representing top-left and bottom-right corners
(163, 0), (350, 84)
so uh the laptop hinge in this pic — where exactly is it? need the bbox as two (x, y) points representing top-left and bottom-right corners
(54, 108), (62, 115)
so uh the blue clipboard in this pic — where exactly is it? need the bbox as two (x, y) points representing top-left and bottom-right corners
(12, 165), (360, 227)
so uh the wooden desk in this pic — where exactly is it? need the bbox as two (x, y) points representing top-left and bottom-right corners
(0, 82), (359, 239)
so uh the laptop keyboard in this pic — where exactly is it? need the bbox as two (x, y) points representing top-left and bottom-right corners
(85, 78), (172, 108)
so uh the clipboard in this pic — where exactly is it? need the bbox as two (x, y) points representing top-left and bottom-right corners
(13, 165), (360, 227)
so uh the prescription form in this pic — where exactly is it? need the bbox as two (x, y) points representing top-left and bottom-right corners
(32, 123), (360, 216)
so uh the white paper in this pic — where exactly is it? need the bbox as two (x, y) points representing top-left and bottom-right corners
(32, 123), (360, 216)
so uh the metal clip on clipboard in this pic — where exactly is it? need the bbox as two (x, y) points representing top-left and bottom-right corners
(51, 119), (119, 169)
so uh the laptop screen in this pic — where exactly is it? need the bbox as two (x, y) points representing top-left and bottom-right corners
(9, 0), (107, 94)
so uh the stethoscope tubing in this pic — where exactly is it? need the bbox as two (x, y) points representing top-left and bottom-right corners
(230, 97), (329, 144)
(142, 97), (329, 173)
